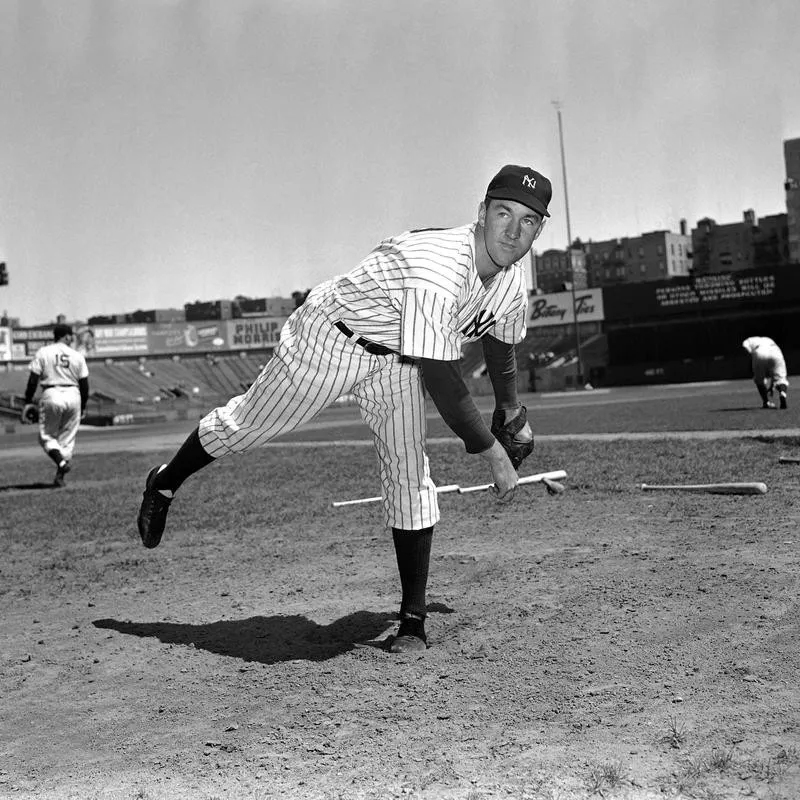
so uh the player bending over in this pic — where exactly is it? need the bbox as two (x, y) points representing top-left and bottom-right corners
(742, 336), (789, 409)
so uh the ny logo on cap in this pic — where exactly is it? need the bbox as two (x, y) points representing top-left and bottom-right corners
(522, 174), (536, 189)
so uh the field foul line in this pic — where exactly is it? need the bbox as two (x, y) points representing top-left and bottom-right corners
(267, 429), (800, 447)
(646, 380), (732, 390)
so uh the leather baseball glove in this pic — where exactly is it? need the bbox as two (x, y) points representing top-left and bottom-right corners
(491, 405), (534, 470)
(21, 403), (39, 425)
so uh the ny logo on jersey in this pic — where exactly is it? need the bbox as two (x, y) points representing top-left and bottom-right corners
(522, 174), (536, 189)
(461, 309), (496, 339)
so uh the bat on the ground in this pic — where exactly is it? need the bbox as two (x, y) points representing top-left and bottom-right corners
(778, 456), (800, 464)
(542, 476), (566, 495)
(332, 469), (568, 507)
(331, 484), (460, 508)
(457, 469), (568, 494)
(640, 482), (767, 495)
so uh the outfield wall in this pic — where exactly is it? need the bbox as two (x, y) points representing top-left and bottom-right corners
(6, 316), (290, 359)
(602, 265), (800, 385)
(6, 265), (800, 390)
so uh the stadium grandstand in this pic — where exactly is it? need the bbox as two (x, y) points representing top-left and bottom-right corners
(2, 261), (800, 427)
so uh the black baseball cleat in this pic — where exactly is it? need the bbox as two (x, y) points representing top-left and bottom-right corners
(53, 461), (71, 488)
(389, 614), (428, 654)
(780, 392), (788, 410)
(137, 466), (172, 548)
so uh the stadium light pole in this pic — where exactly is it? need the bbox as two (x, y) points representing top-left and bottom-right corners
(552, 100), (584, 385)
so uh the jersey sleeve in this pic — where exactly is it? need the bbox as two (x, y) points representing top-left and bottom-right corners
(29, 351), (43, 376)
(399, 288), (462, 360)
(75, 353), (89, 380)
(488, 290), (528, 345)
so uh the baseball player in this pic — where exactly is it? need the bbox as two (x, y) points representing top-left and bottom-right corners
(137, 164), (551, 653)
(742, 336), (789, 409)
(22, 324), (90, 486)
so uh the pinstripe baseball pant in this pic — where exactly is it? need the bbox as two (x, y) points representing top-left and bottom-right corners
(198, 299), (440, 530)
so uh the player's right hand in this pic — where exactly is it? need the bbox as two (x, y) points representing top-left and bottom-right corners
(479, 440), (519, 502)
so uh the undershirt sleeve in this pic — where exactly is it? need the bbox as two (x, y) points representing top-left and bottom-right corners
(482, 334), (520, 411)
(78, 377), (89, 410)
(420, 358), (495, 454)
(24, 373), (39, 405)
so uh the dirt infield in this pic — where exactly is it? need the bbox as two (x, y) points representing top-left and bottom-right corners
(1, 384), (800, 799)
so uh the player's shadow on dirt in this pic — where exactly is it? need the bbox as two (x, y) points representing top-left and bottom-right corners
(93, 610), (401, 664)
(0, 482), (60, 491)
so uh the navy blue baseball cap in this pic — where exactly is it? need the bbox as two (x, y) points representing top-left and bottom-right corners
(486, 165), (552, 218)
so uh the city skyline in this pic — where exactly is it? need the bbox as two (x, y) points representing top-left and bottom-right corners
(2, 0), (800, 326)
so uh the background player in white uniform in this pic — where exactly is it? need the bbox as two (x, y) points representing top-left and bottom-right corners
(742, 336), (789, 409)
(23, 324), (90, 486)
(137, 164), (552, 652)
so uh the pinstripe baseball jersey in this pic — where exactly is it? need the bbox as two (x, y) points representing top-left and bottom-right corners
(30, 342), (89, 387)
(312, 223), (528, 360)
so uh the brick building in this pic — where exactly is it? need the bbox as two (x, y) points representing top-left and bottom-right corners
(691, 210), (789, 275)
(531, 247), (587, 294)
(784, 137), (800, 263)
(585, 227), (692, 287)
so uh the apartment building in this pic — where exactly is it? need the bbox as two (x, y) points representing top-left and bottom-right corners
(785, 137), (800, 263)
(531, 247), (588, 294)
(585, 226), (692, 287)
(691, 210), (789, 275)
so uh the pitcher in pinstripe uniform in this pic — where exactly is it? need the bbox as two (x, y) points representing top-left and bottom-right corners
(137, 164), (552, 653)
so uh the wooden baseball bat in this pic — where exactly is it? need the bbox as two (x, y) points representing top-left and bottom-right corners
(778, 456), (800, 464)
(332, 484), (460, 508)
(457, 469), (568, 494)
(640, 482), (767, 495)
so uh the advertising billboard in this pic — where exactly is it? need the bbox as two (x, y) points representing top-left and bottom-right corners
(602, 268), (800, 322)
(0, 327), (12, 360)
(10, 327), (53, 355)
(90, 325), (149, 355)
(4, 317), (289, 361)
(225, 317), (286, 350)
(527, 288), (605, 328)
(147, 321), (229, 354)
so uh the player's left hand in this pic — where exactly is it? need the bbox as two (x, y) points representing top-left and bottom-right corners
(491, 405), (534, 471)
(21, 403), (39, 425)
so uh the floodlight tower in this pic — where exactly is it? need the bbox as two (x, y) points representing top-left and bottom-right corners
(552, 101), (584, 385)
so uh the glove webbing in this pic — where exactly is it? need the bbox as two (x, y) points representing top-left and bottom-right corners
(492, 406), (528, 438)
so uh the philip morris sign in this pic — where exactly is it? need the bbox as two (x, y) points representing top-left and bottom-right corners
(225, 317), (287, 349)
(527, 288), (605, 328)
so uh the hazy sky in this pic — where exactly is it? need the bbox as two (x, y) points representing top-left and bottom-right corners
(2, 0), (799, 326)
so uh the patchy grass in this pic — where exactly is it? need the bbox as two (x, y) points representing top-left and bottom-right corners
(661, 716), (688, 749)
(1, 401), (800, 799)
(586, 759), (628, 795)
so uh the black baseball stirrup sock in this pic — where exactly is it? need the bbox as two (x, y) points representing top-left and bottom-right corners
(392, 526), (434, 620)
(152, 427), (216, 492)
